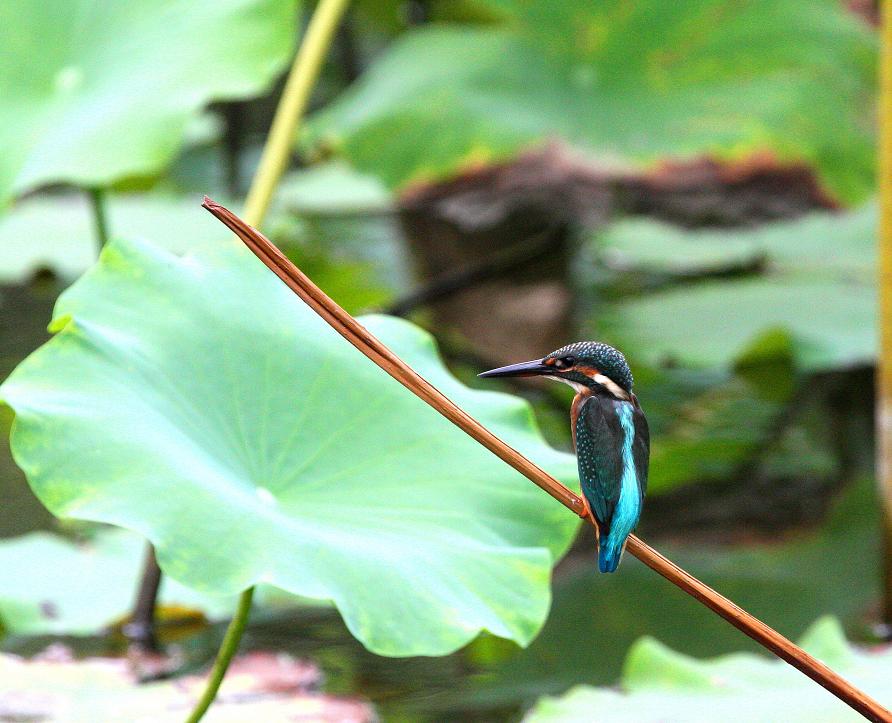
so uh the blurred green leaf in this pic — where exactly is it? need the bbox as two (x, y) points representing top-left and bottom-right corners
(0, 528), (327, 637)
(0, 194), (230, 283)
(279, 162), (393, 216)
(0, 237), (579, 656)
(278, 238), (396, 314)
(309, 0), (875, 200)
(603, 277), (874, 371)
(0, 530), (236, 635)
(629, 341), (828, 497)
(353, 0), (501, 34)
(0, 192), (396, 315)
(756, 203), (876, 278)
(647, 375), (786, 494)
(595, 204), (876, 282)
(525, 618), (888, 722)
(734, 328), (797, 374)
(595, 206), (876, 371)
(595, 219), (764, 281)
(276, 164), (412, 311)
(0, 0), (296, 203)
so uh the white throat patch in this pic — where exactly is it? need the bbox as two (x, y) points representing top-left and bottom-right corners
(593, 373), (630, 400)
(546, 373), (629, 400)
(547, 376), (589, 394)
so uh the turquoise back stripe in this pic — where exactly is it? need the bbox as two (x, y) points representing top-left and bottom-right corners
(605, 403), (641, 557)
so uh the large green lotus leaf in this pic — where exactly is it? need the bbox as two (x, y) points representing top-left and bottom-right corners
(524, 618), (890, 722)
(595, 206), (876, 371)
(0, 0), (295, 203)
(0, 237), (579, 656)
(308, 0), (875, 200)
(0, 530), (238, 635)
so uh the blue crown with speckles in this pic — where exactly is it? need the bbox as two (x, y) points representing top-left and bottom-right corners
(546, 341), (634, 392)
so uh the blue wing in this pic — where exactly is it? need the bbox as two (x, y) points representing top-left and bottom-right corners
(574, 395), (624, 525)
(575, 394), (649, 572)
(631, 395), (649, 498)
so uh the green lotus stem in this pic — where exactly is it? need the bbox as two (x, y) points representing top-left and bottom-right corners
(184, 3), (350, 720)
(243, 0), (352, 228)
(87, 187), (109, 252)
(184, 587), (254, 723)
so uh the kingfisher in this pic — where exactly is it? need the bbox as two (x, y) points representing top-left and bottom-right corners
(479, 342), (649, 572)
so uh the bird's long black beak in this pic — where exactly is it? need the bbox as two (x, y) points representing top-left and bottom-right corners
(478, 358), (551, 379)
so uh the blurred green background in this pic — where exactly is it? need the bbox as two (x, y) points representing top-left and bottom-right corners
(0, 1), (887, 720)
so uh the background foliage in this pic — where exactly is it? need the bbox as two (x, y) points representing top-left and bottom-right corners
(309, 0), (876, 199)
(0, 0), (884, 720)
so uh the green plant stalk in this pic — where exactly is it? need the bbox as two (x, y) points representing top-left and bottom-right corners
(243, 0), (352, 228)
(880, 0), (892, 631)
(87, 187), (109, 252)
(184, 1), (351, 720)
(184, 588), (254, 723)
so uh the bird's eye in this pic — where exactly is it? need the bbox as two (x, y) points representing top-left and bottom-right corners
(553, 356), (575, 370)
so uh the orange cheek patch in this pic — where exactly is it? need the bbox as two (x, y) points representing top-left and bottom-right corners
(575, 365), (600, 377)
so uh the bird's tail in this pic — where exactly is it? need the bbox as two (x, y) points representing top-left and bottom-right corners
(598, 537), (625, 573)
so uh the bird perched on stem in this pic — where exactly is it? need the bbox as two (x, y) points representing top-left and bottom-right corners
(479, 342), (649, 572)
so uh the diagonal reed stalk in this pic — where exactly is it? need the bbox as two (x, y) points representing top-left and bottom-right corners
(202, 197), (892, 723)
